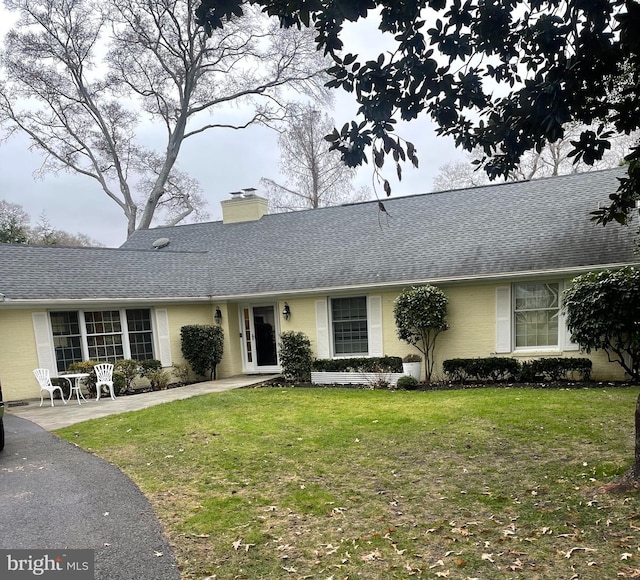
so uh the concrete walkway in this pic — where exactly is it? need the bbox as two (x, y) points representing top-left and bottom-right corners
(7, 374), (278, 431)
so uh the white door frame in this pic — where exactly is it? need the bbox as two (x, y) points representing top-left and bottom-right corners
(238, 303), (281, 373)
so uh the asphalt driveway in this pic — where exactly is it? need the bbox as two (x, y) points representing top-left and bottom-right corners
(0, 414), (181, 580)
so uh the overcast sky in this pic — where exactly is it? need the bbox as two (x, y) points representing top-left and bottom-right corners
(0, 5), (465, 248)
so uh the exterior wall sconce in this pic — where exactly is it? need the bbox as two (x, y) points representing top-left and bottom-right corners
(214, 306), (222, 325)
(282, 302), (291, 321)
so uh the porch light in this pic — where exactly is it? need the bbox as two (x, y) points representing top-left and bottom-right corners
(282, 302), (291, 321)
(214, 307), (222, 325)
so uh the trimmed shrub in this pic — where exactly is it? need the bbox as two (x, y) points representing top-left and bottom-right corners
(279, 331), (313, 383)
(443, 356), (593, 383)
(180, 325), (224, 379)
(443, 357), (520, 382)
(396, 375), (420, 390)
(311, 356), (403, 373)
(525, 357), (592, 381)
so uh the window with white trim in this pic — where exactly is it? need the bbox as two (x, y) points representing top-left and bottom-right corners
(331, 297), (368, 355)
(50, 309), (155, 372)
(514, 282), (559, 348)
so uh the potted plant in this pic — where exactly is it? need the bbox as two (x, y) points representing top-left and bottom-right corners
(402, 354), (422, 381)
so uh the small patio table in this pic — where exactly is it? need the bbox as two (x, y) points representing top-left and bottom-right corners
(58, 373), (90, 405)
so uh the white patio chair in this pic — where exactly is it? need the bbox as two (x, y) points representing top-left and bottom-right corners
(94, 363), (116, 401)
(33, 368), (67, 407)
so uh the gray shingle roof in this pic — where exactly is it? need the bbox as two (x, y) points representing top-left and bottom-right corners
(1, 168), (637, 302)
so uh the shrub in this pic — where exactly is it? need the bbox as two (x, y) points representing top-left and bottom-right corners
(180, 325), (224, 379)
(112, 371), (127, 395)
(564, 267), (640, 380)
(279, 331), (313, 383)
(114, 359), (140, 394)
(173, 362), (194, 385)
(394, 285), (449, 381)
(146, 368), (171, 391)
(396, 375), (419, 390)
(68, 360), (99, 397)
(402, 354), (422, 363)
(139, 359), (162, 377)
(523, 357), (592, 382)
(443, 357), (520, 382)
(311, 356), (403, 373)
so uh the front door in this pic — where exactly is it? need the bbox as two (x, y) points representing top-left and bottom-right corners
(240, 305), (280, 373)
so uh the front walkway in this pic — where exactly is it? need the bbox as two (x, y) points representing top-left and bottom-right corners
(7, 374), (278, 431)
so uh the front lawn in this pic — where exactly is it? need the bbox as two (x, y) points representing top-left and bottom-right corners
(57, 386), (640, 579)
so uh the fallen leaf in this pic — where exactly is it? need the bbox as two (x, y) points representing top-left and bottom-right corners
(435, 571), (450, 578)
(232, 539), (243, 550)
(621, 553), (633, 560)
(153, 551), (163, 557)
(360, 550), (383, 562)
(565, 546), (597, 559)
(481, 553), (495, 563)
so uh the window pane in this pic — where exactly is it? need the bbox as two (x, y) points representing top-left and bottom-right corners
(127, 309), (154, 361)
(85, 311), (121, 334)
(50, 311), (82, 372)
(332, 297), (368, 355)
(85, 311), (123, 362)
(514, 283), (559, 348)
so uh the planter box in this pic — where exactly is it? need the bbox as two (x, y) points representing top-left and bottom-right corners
(311, 371), (405, 386)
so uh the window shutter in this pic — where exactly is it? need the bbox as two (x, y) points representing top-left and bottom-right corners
(495, 286), (512, 353)
(32, 312), (57, 374)
(155, 308), (172, 367)
(367, 295), (383, 357)
(315, 300), (330, 359)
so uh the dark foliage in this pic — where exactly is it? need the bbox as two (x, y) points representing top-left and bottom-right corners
(180, 325), (225, 380)
(312, 356), (403, 373)
(197, 0), (640, 226)
(443, 356), (592, 383)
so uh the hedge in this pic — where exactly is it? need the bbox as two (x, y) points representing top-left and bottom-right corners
(312, 356), (403, 373)
(443, 356), (592, 383)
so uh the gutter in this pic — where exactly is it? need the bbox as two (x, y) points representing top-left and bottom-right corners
(0, 262), (637, 307)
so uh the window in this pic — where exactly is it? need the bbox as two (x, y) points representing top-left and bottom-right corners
(85, 310), (124, 361)
(50, 308), (155, 371)
(514, 283), (559, 348)
(51, 311), (83, 373)
(126, 309), (154, 360)
(331, 297), (368, 355)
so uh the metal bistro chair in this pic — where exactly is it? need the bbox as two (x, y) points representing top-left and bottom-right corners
(94, 363), (116, 401)
(33, 368), (67, 407)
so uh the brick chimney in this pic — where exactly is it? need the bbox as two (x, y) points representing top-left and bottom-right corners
(221, 188), (269, 224)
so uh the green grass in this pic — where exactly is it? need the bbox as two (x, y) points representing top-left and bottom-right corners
(56, 386), (640, 580)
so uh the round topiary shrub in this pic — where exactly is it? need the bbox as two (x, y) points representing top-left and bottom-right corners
(396, 375), (419, 390)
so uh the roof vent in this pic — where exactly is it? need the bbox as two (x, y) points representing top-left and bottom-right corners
(152, 237), (170, 249)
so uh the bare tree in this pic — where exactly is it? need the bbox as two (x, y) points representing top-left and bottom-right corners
(0, 202), (100, 245)
(0, 0), (328, 236)
(29, 212), (102, 246)
(260, 104), (372, 212)
(432, 127), (636, 192)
